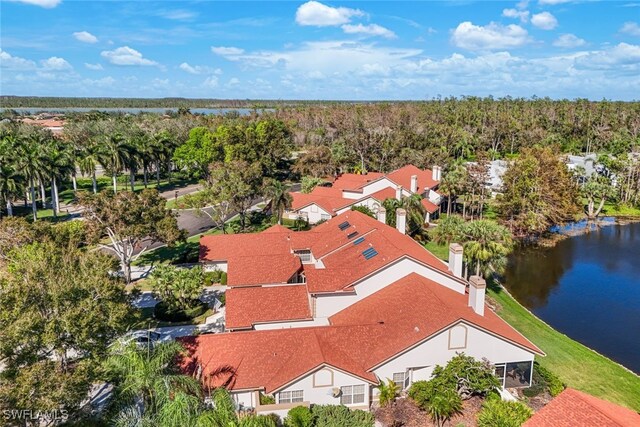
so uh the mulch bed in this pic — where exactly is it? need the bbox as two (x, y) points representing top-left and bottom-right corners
(375, 396), (484, 427)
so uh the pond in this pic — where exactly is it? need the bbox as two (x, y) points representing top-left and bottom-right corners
(504, 221), (640, 374)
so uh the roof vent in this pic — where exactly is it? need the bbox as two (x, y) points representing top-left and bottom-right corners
(347, 231), (359, 239)
(338, 221), (350, 231)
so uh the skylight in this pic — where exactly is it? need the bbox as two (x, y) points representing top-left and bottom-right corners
(353, 237), (365, 245)
(347, 231), (359, 239)
(338, 221), (350, 231)
(362, 247), (378, 260)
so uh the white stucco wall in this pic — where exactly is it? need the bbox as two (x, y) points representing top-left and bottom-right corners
(360, 178), (405, 197)
(297, 204), (333, 224)
(230, 390), (257, 409)
(314, 258), (466, 319)
(335, 197), (383, 216)
(371, 321), (535, 397)
(275, 366), (372, 408)
(203, 261), (228, 273)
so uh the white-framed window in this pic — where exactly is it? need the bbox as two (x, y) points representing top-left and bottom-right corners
(340, 384), (365, 405)
(294, 250), (312, 263)
(320, 214), (331, 221)
(392, 372), (405, 389)
(278, 390), (304, 404)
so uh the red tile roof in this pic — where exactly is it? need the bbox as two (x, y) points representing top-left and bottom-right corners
(524, 388), (640, 427)
(200, 210), (454, 292)
(290, 190), (348, 214)
(225, 285), (311, 330)
(331, 172), (385, 190)
(421, 198), (439, 213)
(387, 165), (438, 191)
(180, 274), (542, 393)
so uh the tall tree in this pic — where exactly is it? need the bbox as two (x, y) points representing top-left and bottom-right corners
(78, 189), (185, 283)
(463, 219), (514, 278)
(0, 241), (134, 419)
(263, 178), (293, 225)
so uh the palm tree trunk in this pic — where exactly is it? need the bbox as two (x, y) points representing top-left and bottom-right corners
(72, 172), (78, 192)
(156, 161), (161, 186)
(50, 180), (57, 218)
(143, 164), (148, 188)
(6, 200), (12, 217)
(130, 169), (135, 192)
(30, 178), (37, 221)
(53, 177), (60, 215)
(92, 171), (97, 194)
(113, 174), (118, 194)
(40, 180), (46, 209)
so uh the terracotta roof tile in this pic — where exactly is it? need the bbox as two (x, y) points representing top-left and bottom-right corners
(387, 164), (439, 191)
(524, 388), (640, 427)
(225, 285), (311, 330)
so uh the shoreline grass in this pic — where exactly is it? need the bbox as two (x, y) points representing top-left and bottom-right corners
(423, 240), (640, 411)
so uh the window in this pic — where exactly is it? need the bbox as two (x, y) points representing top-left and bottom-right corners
(278, 390), (303, 404)
(321, 214), (331, 221)
(392, 372), (405, 389)
(294, 250), (312, 263)
(340, 384), (365, 405)
(504, 361), (533, 388)
(494, 364), (506, 387)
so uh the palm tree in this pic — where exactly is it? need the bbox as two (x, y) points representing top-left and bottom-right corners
(17, 131), (48, 221)
(377, 378), (399, 408)
(78, 141), (102, 194)
(463, 219), (513, 278)
(106, 340), (209, 427)
(0, 131), (23, 217)
(382, 194), (427, 238)
(43, 140), (73, 217)
(263, 179), (292, 225)
(426, 389), (462, 427)
(439, 166), (467, 215)
(202, 388), (277, 427)
(101, 133), (130, 193)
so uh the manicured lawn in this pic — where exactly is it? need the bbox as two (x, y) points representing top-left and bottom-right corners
(133, 227), (233, 266)
(128, 306), (214, 329)
(424, 245), (640, 411)
(10, 205), (71, 221)
(599, 201), (640, 217)
(488, 282), (640, 411)
(423, 241), (449, 261)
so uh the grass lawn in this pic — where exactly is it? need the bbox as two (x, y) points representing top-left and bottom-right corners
(599, 201), (640, 217)
(128, 306), (214, 329)
(133, 226), (233, 266)
(10, 205), (71, 222)
(424, 245), (640, 410)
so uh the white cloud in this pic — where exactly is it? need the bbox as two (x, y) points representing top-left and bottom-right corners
(295, 1), (364, 27)
(41, 56), (72, 70)
(211, 46), (245, 57)
(9, 0), (61, 8)
(100, 46), (159, 66)
(574, 42), (640, 71)
(502, 8), (530, 23)
(538, 0), (571, 4)
(341, 23), (396, 39)
(226, 77), (240, 87)
(451, 22), (530, 51)
(0, 49), (36, 69)
(620, 22), (640, 36)
(531, 12), (558, 30)
(73, 31), (98, 43)
(157, 9), (197, 20)
(82, 76), (115, 87)
(553, 34), (586, 48)
(84, 62), (104, 70)
(203, 76), (219, 88)
(179, 62), (222, 75)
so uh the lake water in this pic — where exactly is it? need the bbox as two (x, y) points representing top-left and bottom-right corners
(0, 107), (268, 115)
(504, 221), (640, 374)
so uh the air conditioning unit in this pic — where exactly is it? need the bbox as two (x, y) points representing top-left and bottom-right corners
(331, 387), (341, 398)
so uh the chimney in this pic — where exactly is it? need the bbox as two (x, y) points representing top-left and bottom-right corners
(396, 209), (406, 234)
(432, 166), (439, 182)
(377, 207), (387, 224)
(396, 185), (403, 201)
(410, 175), (418, 193)
(448, 243), (463, 278)
(468, 276), (486, 316)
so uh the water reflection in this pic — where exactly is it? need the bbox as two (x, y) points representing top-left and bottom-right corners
(504, 222), (640, 374)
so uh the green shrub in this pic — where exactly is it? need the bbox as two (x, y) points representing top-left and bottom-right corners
(426, 389), (462, 427)
(377, 378), (399, 407)
(310, 405), (374, 427)
(284, 406), (313, 427)
(220, 272), (227, 286)
(477, 398), (533, 427)
(204, 270), (227, 286)
(534, 362), (565, 397)
(350, 205), (375, 218)
(260, 393), (276, 405)
(153, 300), (207, 322)
(408, 380), (437, 409)
(218, 292), (226, 306)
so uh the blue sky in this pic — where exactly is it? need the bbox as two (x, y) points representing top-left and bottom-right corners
(1, 0), (639, 100)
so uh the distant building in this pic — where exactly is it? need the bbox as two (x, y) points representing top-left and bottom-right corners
(286, 165), (443, 224)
